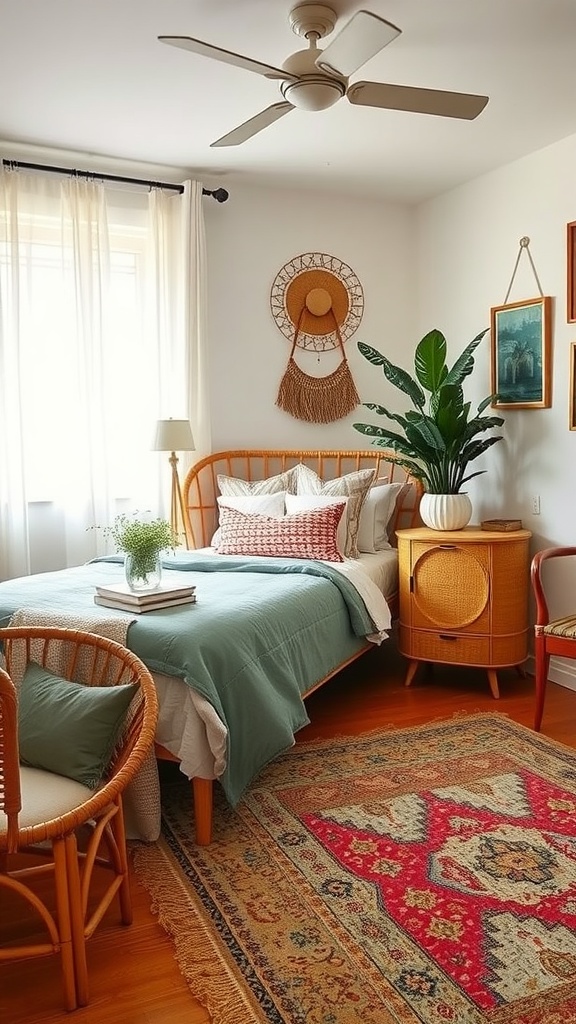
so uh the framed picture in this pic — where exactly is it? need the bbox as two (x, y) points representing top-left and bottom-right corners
(570, 343), (576, 430)
(490, 295), (552, 409)
(568, 221), (576, 323)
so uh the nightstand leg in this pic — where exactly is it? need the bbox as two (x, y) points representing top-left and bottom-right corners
(487, 669), (500, 699)
(404, 660), (420, 688)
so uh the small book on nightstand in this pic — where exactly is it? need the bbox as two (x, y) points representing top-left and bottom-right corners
(480, 518), (523, 532)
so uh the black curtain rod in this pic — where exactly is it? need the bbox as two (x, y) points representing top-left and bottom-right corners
(1, 159), (229, 202)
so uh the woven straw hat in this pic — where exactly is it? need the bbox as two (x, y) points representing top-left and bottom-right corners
(270, 252), (364, 352)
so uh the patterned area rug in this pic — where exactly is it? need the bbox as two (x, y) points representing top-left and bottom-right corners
(132, 714), (576, 1023)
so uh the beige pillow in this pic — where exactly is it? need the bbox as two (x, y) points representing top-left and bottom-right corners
(217, 468), (297, 496)
(293, 464), (375, 558)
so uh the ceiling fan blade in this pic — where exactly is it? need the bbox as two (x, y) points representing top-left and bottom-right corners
(211, 102), (294, 147)
(158, 36), (297, 82)
(347, 81), (489, 119)
(315, 11), (401, 77)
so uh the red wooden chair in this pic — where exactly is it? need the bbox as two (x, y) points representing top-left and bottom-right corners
(531, 547), (576, 731)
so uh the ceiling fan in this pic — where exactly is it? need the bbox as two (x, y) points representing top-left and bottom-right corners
(159, 3), (489, 148)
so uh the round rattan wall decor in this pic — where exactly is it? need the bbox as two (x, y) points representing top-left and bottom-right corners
(270, 252), (364, 352)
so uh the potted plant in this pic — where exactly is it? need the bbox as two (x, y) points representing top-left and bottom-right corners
(353, 328), (504, 530)
(105, 513), (176, 590)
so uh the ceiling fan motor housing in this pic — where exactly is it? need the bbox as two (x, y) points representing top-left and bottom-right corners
(281, 46), (346, 111)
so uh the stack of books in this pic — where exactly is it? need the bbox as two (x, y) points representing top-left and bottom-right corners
(94, 581), (196, 614)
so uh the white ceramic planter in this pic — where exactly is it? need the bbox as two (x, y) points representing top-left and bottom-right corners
(419, 493), (473, 531)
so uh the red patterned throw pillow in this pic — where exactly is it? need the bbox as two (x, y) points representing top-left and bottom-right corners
(216, 503), (346, 561)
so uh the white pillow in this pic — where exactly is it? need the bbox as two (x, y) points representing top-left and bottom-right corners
(285, 494), (348, 557)
(211, 492), (286, 547)
(357, 482), (404, 553)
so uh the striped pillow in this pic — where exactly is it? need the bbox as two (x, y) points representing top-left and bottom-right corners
(217, 468), (298, 497)
(215, 503), (345, 561)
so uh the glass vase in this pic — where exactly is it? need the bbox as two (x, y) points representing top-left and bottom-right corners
(124, 551), (162, 592)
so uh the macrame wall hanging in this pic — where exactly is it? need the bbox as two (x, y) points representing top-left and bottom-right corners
(270, 252), (364, 423)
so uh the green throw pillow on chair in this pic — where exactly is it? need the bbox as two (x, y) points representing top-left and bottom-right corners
(18, 662), (138, 789)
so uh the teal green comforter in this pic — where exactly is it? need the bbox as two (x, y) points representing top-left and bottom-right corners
(0, 553), (376, 804)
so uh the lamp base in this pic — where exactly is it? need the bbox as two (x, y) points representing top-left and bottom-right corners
(169, 452), (192, 548)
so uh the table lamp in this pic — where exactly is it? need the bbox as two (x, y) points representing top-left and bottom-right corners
(152, 418), (195, 546)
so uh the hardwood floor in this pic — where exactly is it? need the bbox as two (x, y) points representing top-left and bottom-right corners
(2, 638), (575, 1024)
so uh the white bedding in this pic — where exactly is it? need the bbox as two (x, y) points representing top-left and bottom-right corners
(154, 548), (398, 782)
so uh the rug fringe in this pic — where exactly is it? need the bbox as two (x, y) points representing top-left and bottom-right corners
(132, 840), (262, 1024)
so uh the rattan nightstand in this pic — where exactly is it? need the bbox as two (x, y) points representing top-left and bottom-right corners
(396, 526), (532, 698)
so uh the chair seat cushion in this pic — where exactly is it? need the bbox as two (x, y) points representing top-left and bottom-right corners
(0, 766), (93, 836)
(544, 614), (576, 638)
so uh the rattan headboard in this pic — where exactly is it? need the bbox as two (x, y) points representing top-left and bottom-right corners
(182, 449), (423, 550)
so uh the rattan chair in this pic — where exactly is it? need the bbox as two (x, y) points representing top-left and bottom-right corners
(0, 626), (158, 1010)
(531, 547), (576, 731)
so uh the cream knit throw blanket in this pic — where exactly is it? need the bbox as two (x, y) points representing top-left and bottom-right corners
(7, 608), (161, 842)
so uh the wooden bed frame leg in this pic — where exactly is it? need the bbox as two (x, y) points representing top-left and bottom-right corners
(192, 777), (214, 846)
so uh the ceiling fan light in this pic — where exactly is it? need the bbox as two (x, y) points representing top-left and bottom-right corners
(281, 76), (344, 111)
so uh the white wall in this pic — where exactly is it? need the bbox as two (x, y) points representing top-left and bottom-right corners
(416, 130), (576, 688)
(203, 183), (417, 451)
(6, 134), (576, 692)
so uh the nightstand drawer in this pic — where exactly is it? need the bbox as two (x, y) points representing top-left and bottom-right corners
(398, 626), (491, 666)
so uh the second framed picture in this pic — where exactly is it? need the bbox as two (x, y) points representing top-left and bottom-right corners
(490, 295), (552, 409)
(570, 343), (576, 430)
(568, 221), (576, 323)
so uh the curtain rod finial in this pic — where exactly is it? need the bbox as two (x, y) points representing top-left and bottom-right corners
(202, 187), (229, 203)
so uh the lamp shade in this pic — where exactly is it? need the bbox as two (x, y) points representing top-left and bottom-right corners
(152, 418), (195, 453)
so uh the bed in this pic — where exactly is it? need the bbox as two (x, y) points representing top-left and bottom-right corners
(0, 449), (422, 844)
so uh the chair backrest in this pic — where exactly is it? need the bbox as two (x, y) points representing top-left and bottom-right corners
(0, 626), (159, 848)
(0, 667), (21, 853)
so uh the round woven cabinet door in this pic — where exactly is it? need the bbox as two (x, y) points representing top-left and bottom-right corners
(413, 547), (489, 628)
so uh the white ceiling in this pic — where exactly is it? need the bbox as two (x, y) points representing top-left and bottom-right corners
(3, 0), (576, 204)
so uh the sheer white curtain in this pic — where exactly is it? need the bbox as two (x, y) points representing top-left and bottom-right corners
(0, 169), (209, 580)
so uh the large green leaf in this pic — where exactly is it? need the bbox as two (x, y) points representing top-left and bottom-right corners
(357, 342), (425, 409)
(414, 329), (448, 393)
(460, 414), (506, 444)
(405, 418), (446, 454)
(443, 329), (488, 387)
(366, 445), (430, 483)
(459, 435), (504, 464)
(477, 394), (502, 415)
(380, 360), (426, 409)
(433, 384), (467, 445)
(352, 423), (419, 456)
(362, 403), (412, 430)
(357, 341), (387, 366)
